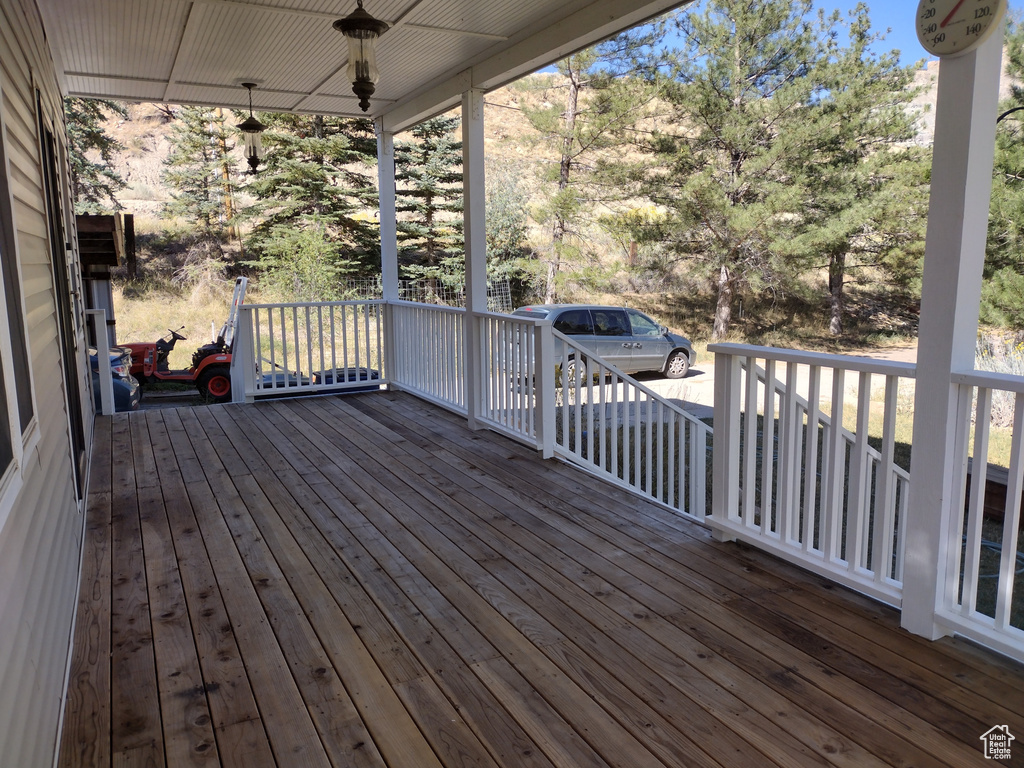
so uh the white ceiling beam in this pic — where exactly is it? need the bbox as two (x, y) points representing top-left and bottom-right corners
(380, 0), (692, 133)
(163, 1), (199, 101)
(404, 24), (507, 41)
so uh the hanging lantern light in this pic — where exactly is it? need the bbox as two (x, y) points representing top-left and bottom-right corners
(236, 82), (267, 174)
(333, 1), (389, 112)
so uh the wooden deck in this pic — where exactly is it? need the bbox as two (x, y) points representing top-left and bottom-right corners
(59, 391), (1024, 768)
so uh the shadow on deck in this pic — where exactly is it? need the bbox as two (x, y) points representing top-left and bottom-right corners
(59, 391), (1024, 767)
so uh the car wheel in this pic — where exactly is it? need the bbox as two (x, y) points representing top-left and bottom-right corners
(565, 356), (586, 384)
(197, 365), (232, 403)
(664, 350), (690, 379)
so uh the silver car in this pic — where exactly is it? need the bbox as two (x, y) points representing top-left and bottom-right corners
(512, 304), (695, 379)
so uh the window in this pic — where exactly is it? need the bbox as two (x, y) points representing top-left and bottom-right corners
(592, 309), (629, 336)
(0, 244), (10, 471)
(0, 95), (33, 475)
(626, 309), (662, 338)
(38, 96), (86, 496)
(553, 309), (594, 335)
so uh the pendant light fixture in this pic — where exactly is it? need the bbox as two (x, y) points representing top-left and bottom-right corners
(237, 82), (267, 173)
(333, 1), (389, 112)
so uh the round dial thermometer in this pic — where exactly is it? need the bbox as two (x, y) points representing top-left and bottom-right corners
(916, 0), (1007, 57)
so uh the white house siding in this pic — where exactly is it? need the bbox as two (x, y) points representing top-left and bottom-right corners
(0, 0), (94, 765)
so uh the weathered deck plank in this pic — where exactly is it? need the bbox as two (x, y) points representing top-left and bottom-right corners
(59, 392), (1024, 768)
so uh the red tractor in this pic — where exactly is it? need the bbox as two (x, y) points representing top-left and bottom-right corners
(123, 277), (247, 403)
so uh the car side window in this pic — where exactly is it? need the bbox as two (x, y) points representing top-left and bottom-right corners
(626, 309), (662, 337)
(553, 309), (594, 334)
(592, 309), (630, 336)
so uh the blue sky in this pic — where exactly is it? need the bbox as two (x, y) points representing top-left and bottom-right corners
(818, 1), (1017, 68)
(826, 2), (928, 66)
(660, 2), (1016, 70)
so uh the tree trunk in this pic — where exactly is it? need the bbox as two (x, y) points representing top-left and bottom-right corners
(544, 258), (557, 304)
(215, 108), (237, 240)
(712, 264), (733, 341)
(545, 60), (581, 305)
(828, 252), (845, 336)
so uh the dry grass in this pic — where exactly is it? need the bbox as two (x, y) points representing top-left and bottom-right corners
(113, 277), (252, 370)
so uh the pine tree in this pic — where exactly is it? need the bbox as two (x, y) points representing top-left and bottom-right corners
(394, 115), (464, 290)
(785, 4), (929, 335)
(162, 105), (235, 235)
(520, 22), (664, 303)
(986, 19), (1024, 326)
(486, 159), (532, 304)
(641, 0), (827, 340)
(242, 113), (380, 287)
(64, 98), (128, 214)
(485, 159), (530, 278)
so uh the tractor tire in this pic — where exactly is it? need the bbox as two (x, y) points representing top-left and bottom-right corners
(197, 365), (232, 403)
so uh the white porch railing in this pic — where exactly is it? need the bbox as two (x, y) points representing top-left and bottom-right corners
(232, 300), (386, 400)
(228, 304), (1024, 661)
(474, 311), (552, 449)
(389, 300), (466, 413)
(553, 332), (712, 520)
(943, 370), (1024, 659)
(709, 344), (915, 605)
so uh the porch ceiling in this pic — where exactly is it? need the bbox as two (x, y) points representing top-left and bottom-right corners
(38, 0), (690, 133)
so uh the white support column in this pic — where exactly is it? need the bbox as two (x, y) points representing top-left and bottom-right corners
(376, 120), (399, 385)
(710, 348), (740, 541)
(376, 121), (399, 301)
(230, 306), (256, 404)
(902, 37), (1003, 639)
(463, 88), (487, 430)
(86, 309), (114, 415)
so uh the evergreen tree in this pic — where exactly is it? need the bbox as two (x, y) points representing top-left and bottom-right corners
(64, 98), (128, 213)
(639, 0), (827, 340)
(520, 22), (664, 303)
(242, 113), (379, 285)
(162, 105), (235, 235)
(786, 4), (929, 335)
(394, 115), (464, 289)
(485, 159), (530, 280)
(986, 19), (1024, 326)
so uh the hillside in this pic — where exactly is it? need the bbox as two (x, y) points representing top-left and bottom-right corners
(105, 78), (556, 235)
(98, 65), (950, 347)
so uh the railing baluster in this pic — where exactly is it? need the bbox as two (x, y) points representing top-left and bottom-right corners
(741, 358), (757, 526)
(996, 395), (1024, 629)
(947, 384), (974, 610)
(254, 308), (265, 384)
(872, 376), (899, 584)
(823, 368), (845, 564)
(586, 363), (595, 464)
(290, 306), (299, 388)
(761, 360), (776, 535)
(341, 305), (351, 380)
(847, 371), (872, 571)
(778, 362), (800, 544)
(645, 394), (653, 495)
(962, 387), (992, 616)
(316, 306), (325, 380)
(802, 366), (821, 553)
(609, 368), (618, 477)
(667, 410), (676, 509)
(329, 305), (337, 378)
(693, 408), (706, 516)
(633, 384), (642, 489)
